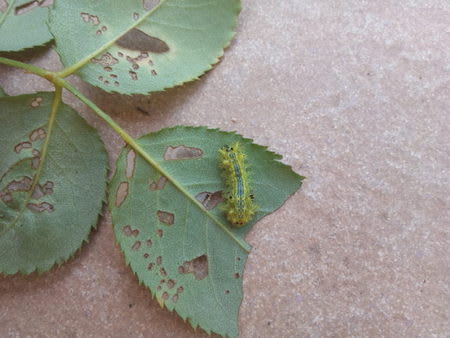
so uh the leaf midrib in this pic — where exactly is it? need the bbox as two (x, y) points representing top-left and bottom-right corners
(57, 0), (167, 78)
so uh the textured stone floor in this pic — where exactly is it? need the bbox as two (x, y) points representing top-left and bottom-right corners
(1, 0), (449, 337)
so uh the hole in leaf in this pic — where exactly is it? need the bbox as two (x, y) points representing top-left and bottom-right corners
(142, 0), (159, 11)
(163, 146), (203, 160)
(159, 268), (167, 277)
(149, 176), (167, 191)
(14, 141), (32, 153)
(156, 229), (163, 237)
(178, 255), (208, 281)
(129, 71), (138, 81)
(31, 149), (41, 169)
(29, 127), (46, 141)
(143, 253), (149, 259)
(172, 294), (178, 303)
(7, 177), (32, 192)
(30, 97), (43, 107)
(91, 52), (118, 67)
(132, 241), (141, 251)
(146, 239), (153, 247)
(0, 1), (8, 13)
(31, 181), (53, 199)
(80, 12), (100, 25)
(147, 263), (154, 271)
(123, 225), (139, 237)
(167, 279), (176, 289)
(162, 292), (169, 300)
(234, 273), (240, 279)
(157, 210), (174, 225)
(133, 12), (139, 20)
(156, 256), (162, 265)
(14, 0), (42, 15)
(225, 290), (230, 294)
(177, 286), (184, 294)
(27, 202), (54, 213)
(116, 28), (169, 54)
(151, 69), (157, 76)
(195, 191), (223, 210)
(115, 182), (129, 207)
(126, 149), (136, 178)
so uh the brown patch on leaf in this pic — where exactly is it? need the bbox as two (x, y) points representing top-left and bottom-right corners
(157, 210), (174, 225)
(149, 176), (167, 190)
(126, 149), (136, 178)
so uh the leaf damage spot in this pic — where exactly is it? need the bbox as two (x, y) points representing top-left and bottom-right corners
(129, 71), (138, 81)
(133, 12), (139, 20)
(163, 146), (203, 160)
(196, 191), (223, 210)
(156, 229), (163, 237)
(14, 141), (32, 153)
(157, 210), (174, 225)
(115, 182), (129, 207)
(91, 52), (118, 67)
(162, 292), (169, 300)
(6, 177), (32, 192)
(126, 149), (136, 178)
(149, 176), (167, 190)
(123, 225), (139, 237)
(156, 256), (162, 265)
(80, 12), (100, 25)
(142, 0), (159, 11)
(159, 267), (167, 277)
(29, 127), (46, 141)
(116, 28), (169, 54)
(143, 253), (149, 259)
(132, 241), (141, 251)
(146, 238), (153, 247)
(148, 263), (154, 271)
(14, 0), (44, 15)
(27, 202), (54, 213)
(172, 294), (178, 303)
(167, 279), (176, 289)
(30, 97), (43, 107)
(31, 181), (54, 199)
(234, 272), (240, 279)
(31, 149), (40, 169)
(178, 255), (208, 281)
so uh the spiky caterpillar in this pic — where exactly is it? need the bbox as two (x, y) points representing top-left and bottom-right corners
(218, 142), (257, 227)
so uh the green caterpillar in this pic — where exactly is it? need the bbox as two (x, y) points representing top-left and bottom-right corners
(218, 142), (257, 227)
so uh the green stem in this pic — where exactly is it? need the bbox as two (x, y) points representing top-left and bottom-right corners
(60, 79), (251, 253)
(0, 0), (16, 29)
(0, 57), (52, 79)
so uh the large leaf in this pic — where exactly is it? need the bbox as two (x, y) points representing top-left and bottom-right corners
(0, 92), (108, 274)
(109, 126), (303, 337)
(0, 0), (53, 52)
(49, 0), (240, 94)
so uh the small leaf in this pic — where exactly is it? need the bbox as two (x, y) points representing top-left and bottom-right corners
(49, 0), (241, 94)
(110, 126), (303, 337)
(0, 92), (108, 274)
(0, 0), (53, 52)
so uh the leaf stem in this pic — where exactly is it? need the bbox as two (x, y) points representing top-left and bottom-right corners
(0, 57), (53, 80)
(60, 79), (251, 253)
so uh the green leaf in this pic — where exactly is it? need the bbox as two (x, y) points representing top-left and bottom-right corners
(109, 126), (303, 337)
(0, 92), (108, 274)
(49, 0), (240, 94)
(0, 0), (53, 52)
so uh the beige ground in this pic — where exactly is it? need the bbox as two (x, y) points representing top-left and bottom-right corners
(1, 0), (449, 337)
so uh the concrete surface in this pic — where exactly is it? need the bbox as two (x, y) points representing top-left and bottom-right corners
(1, 0), (449, 337)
